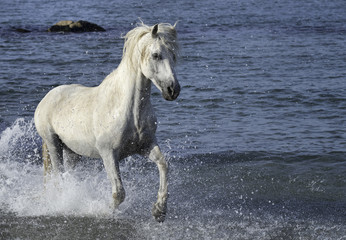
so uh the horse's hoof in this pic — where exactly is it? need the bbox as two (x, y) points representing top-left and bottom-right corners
(152, 203), (167, 223)
(112, 190), (125, 209)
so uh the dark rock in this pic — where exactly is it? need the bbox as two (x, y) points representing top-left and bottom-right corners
(48, 20), (106, 33)
(14, 28), (31, 33)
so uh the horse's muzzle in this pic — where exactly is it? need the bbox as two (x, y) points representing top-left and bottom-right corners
(163, 81), (180, 101)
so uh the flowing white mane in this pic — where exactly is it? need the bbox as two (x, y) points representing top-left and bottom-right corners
(122, 22), (179, 68)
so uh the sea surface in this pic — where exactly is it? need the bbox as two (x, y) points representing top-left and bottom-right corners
(1, 0), (346, 239)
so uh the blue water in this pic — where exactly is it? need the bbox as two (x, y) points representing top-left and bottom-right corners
(1, 0), (346, 239)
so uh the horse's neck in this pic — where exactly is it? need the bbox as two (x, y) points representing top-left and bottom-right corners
(98, 61), (152, 114)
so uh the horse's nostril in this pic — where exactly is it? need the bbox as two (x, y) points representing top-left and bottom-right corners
(167, 86), (173, 96)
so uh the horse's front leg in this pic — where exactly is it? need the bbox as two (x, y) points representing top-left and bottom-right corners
(99, 150), (125, 209)
(148, 145), (168, 222)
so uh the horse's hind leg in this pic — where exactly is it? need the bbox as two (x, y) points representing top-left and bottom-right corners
(42, 136), (63, 186)
(43, 135), (64, 174)
(42, 141), (52, 183)
(63, 145), (81, 171)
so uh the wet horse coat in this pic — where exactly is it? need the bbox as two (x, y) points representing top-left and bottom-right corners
(34, 23), (180, 222)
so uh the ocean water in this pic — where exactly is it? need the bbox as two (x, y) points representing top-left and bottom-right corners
(1, 0), (346, 239)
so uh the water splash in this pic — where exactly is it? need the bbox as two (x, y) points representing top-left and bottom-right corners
(0, 119), (126, 217)
(0, 118), (40, 163)
(1, 119), (345, 239)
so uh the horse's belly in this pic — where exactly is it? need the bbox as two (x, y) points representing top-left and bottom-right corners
(62, 136), (100, 158)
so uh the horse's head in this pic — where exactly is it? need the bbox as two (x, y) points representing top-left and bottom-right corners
(140, 24), (180, 101)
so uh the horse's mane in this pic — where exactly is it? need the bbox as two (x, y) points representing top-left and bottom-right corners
(122, 22), (179, 68)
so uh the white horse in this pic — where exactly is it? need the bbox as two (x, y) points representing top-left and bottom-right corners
(34, 23), (180, 222)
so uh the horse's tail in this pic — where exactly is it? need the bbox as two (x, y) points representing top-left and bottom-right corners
(42, 141), (52, 182)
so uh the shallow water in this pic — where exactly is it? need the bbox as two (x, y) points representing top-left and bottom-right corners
(1, 121), (345, 239)
(1, 0), (346, 239)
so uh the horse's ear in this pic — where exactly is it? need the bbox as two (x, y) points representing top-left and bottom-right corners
(173, 20), (180, 28)
(152, 24), (158, 38)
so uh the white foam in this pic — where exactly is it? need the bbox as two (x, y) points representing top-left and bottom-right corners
(0, 119), (124, 218)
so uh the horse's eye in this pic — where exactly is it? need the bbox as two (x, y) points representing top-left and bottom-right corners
(152, 53), (161, 60)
